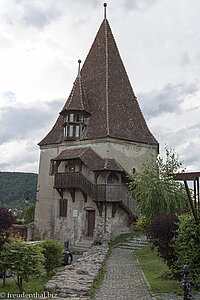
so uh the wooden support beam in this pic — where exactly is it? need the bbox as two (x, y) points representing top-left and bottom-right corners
(95, 202), (103, 216)
(81, 190), (87, 202)
(56, 161), (61, 172)
(56, 188), (63, 199)
(69, 189), (75, 202)
(94, 171), (101, 184)
(112, 202), (118, 217)
(184, 181), (198, 223)
(128, 215), (135, 227)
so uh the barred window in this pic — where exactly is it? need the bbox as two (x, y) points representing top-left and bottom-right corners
(60, 199), (68, 217)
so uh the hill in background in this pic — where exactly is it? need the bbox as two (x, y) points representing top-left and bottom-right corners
(0, 172), (38, 216)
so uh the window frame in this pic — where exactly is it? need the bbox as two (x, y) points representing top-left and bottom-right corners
(59, 199), (68, 217)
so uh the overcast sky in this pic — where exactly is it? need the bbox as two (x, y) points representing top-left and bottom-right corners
(0, 0), (200, 173)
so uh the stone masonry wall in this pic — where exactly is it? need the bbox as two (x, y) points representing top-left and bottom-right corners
(44, 243), (109, 297)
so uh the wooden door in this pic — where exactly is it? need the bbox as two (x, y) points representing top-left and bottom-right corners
(87, 210), (95, 237)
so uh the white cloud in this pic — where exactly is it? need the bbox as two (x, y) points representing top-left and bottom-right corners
(0, 0), (200, 172)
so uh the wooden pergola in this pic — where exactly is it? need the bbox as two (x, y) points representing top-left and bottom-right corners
(169, 172), (200, 223)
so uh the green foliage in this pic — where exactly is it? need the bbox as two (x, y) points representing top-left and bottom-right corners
(23, 204), (35, 224)
(174, 213), (200, 283)
(135, 216), (150, 233)
(0, 239), (45, 292)
(15, 219), (25, 225)
(40, 238), (63, 274)
(128, 148), (188, 220)
(0, 172), (37, 215)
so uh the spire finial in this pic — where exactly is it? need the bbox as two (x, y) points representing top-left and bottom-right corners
(77, 59), (81, 78)
(104, 3), (107, 20)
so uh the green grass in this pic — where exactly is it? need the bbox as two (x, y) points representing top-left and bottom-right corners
(0, 275), (54, 298)
(135, 246), (182, 295)
(90, 266), (106, 298)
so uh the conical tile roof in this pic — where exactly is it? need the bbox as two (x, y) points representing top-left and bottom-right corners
(60, 75), (91, 115)
(39, 18), (158, 147)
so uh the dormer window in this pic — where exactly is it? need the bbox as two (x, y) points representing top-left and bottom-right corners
(63, 112), (89, 140)
(60, 61), (91, 139)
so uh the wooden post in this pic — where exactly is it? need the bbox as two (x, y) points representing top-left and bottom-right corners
(184, 181), (198, 223)
(197, 177), (200, 212)
(194, 179), (197, 209)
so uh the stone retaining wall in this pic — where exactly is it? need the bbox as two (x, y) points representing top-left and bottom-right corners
(44, 243), (109, 298)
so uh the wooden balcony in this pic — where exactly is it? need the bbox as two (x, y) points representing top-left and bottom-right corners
(54, 172), (135, 214)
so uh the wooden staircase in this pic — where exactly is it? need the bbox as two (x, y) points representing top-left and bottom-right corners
(54, 172), (135, 216)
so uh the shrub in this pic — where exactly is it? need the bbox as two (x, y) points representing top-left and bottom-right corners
(173, 213), (200, 283)
(147, 213), (179, 270)
(40, 238), (63, 274)
(135, 216), (150, 233)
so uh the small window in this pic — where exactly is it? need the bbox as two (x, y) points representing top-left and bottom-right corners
(69, 125), (73, 137)
(64, 126), (68, 137)
(60, 199), (67, 217)
(69, 113), (74, 122)
(75, 126), (79, 137)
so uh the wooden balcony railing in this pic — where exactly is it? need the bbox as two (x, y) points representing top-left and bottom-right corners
(54, 172), (135, 214)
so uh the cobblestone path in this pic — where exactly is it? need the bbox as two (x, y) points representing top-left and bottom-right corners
(93, 248), (154, 300)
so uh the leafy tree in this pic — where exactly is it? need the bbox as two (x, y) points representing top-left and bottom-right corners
(0, 207), (16, 286)
(41, 238), (63, 274)
(1, 239), (45, 292)
(128, 148), (188, 220)
(23, 204), (35, 224)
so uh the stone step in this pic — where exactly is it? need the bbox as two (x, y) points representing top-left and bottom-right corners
(73, 239), (93, 252)
(121, 243), (147, 247)
(129, 240), (148, 244)
(117, 246), (144, 250)
(128, 237), (148, 242)
(115, 235), (148, 251)
(118, 243), (146, 248)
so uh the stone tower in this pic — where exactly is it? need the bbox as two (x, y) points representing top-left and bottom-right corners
(34, 5), (158, 247)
